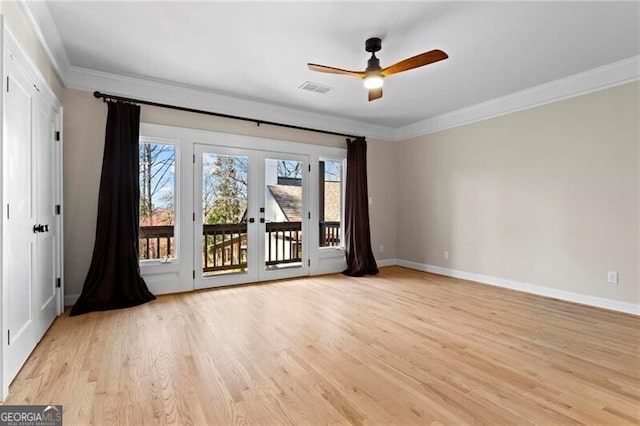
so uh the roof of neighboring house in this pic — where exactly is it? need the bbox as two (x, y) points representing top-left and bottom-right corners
(268, 184), (302, 222)
(268, 181), (341, 222)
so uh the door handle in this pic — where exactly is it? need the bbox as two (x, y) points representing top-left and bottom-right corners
(260, 218), (265, 223)
(248, 218), (255, 223)
(32, 224), (49, 233)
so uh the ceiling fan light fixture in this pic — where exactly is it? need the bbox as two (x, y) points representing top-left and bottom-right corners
(363, 74), (383, 89)
(307, 37), (447, 102)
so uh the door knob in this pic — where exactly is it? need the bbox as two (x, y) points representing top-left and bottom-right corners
(248, 218), (255, 223)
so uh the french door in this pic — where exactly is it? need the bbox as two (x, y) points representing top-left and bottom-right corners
(194, 145), (309, 289)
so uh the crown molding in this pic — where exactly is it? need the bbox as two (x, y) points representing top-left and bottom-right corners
(396, 55), (640, 140)
(65, 66), (397, 141)
(17, 0), (396, 141)
(16, 0), (640, 143)
(54, 56), (640, 143)
(17, 0), (70, 84)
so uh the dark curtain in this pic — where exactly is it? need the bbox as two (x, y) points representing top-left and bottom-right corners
(342, 137), (379, 276)
(70, 101), (155, 316)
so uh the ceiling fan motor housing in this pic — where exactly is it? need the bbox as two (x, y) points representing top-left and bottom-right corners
(367, 56), (381, 72)
(365, 37), (382, 53)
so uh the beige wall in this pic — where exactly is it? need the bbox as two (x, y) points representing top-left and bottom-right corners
(64, 83), (638, 306)
(1, 1), (63, 99)
(397, 82), (639, 304)
(61, 78), (638, 306)
(62, 88), (397, 296)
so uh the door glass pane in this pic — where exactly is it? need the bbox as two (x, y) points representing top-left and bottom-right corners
(202, 153), (249, 276)
(319, 160), (343, 247)
(264, 159), (303, 269)
(139, 141), (176, 260)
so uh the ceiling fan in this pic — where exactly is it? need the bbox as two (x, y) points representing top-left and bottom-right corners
(307, 37), (448, 102)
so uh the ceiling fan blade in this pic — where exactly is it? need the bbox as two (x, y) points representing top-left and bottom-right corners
(381, 49), (448, 77)
(368, 87), (383, 102)
(307, 63), (366, 78)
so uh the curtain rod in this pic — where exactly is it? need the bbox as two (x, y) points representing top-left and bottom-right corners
(93, 91), (362, 139)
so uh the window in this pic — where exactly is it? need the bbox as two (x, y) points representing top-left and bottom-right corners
(139, 141), (176, 261)
(319, 159), (343, 247)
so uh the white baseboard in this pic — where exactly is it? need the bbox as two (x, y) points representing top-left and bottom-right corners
(377, 259), (399, 268)
(396, 260), (639, 316)
(63, 260), (639, 315)
(64, 293), (79, 307)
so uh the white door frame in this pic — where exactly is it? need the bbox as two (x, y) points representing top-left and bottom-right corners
(55, 109), (64, 314)
(1, 22), (63, 401)
(257, 150), (310, 282)
(194, 144), (259, 289)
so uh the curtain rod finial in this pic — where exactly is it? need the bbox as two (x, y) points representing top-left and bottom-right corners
(93, 91), (102, 98)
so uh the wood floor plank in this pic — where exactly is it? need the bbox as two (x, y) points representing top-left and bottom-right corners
(5, 266), (640, 425)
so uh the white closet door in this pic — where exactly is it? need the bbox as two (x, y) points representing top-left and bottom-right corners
(34, 100), (59, 337)
(3, 54), (59, 387)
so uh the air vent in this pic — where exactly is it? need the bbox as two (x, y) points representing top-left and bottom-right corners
(299, 81), (332, 94)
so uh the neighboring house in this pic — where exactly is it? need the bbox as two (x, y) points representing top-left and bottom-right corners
(265, 177), (342, 262)
(204, 176), (342, 272)
(266, 177), (341, 223)
(266, 180), (301, 223)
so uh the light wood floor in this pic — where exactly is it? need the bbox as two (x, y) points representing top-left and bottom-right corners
(6, 266), (640, 425)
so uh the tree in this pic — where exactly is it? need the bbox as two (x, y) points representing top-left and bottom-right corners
(277, 160), (302, 178)
(203, 155), (247, 224)
(139, 143), (175, 225)
(323, 160), (342, 181)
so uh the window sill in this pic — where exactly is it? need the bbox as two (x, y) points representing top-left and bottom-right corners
(318, 247), (344, 259)
(140, 258), (180, 268)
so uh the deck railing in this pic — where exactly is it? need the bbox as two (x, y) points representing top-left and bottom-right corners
(320, 221), (341, 247)
(202, 223), (248, 272)
(139, 225), (174, 260)
(265, 221), (302, 266)
(140, 221), (315, 271)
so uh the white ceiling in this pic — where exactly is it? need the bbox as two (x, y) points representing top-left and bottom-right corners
(32, 1), (640, 128)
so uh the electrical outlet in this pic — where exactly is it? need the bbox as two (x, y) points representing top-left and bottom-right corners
(444, 251), (449, 260)
(379, 244), (384, 253)
(607, 271), (618, 284)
